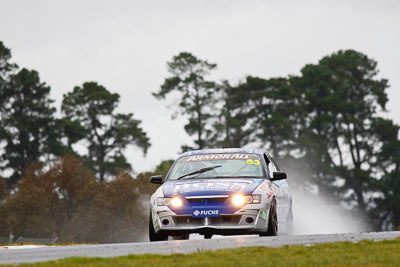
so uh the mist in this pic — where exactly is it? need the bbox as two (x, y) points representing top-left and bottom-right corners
(292, 189), (370, 235)
(285, 160), (371, 235)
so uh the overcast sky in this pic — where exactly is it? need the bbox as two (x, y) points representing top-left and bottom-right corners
(1, 0), (399, 173)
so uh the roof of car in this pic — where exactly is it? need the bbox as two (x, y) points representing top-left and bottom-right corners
(179, 148), (266, 157)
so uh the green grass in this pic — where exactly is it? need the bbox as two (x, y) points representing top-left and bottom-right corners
(5, 238), (400, 267)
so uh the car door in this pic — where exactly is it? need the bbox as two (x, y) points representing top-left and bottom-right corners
(265, 153), (292, 228)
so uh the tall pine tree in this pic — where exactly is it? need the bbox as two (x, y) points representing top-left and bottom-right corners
(61, 82), (150, 181)
(153, 52), (217, 150)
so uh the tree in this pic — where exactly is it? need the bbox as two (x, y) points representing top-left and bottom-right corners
(210, 76), (301, 155)
(71, 171), (143, 243)
(61, 82), (150, 181)
(296, 50), (391, 214)
(152, 159), (174, 176)
(0, 178), (6, 200)
(153, 52), (217, 150)
(0, 68), (63, 184)
(0, 41), (17, 91)
(370, 118), (400, 230)
(0, 177), (7, 237)
(3, 162), (62, 238)
(246, 76), (301, 156)
(209, 80), (254, 148)
(0, 156), (150, 243)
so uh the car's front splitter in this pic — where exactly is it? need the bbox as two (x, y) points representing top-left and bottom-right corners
(152, 206), (271, 236)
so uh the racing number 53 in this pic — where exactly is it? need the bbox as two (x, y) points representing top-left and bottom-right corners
(246, 159), (260, 165)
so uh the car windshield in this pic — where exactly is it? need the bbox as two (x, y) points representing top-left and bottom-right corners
(167, 153), (265, 181)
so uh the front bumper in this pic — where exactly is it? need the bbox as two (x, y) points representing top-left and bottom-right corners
(151, 204), (270, 236)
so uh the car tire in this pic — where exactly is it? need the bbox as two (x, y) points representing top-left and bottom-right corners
(287, 204), (294, 235)
(204, 234), (212, 239)
(149, 211), (168, 242)
(266, 198), (278, 236)
(260, 198), (278, 236)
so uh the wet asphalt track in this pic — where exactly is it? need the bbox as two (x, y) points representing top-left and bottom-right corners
(1, 231), (400, 265)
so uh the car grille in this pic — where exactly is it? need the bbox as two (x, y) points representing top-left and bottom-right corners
(171, 195), (244, 227)
(187, 197), (227, 205)
(185, 196), (229, 207)
(174, 215), (241, 227)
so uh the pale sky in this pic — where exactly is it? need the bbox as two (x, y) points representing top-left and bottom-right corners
(1, 0), (399, 173)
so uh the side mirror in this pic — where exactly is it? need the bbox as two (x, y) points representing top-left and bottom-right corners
(271, 171), (287, 181)
(150, 175), (163, 184)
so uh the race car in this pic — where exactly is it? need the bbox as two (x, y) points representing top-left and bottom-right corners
(149, 148), (293, 241)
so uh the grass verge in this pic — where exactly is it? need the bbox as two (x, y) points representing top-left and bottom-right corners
(4, 238), (400, 267)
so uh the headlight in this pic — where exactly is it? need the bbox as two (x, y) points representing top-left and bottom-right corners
(231, 194), (261, 206)
(157, 197), (183, 207)
(232, 195), (245, 206)
(252, 195), (261, 204)
(170, 197), (183, 207)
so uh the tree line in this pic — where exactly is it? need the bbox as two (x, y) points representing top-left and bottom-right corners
(154, 51), (400, 230)
(0, 40), (399, 242)
(0, 40), (159, 243)
(0, 155), (167, 243)
(0, 41), (150, 184)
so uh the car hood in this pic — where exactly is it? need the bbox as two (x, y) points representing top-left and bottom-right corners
(162, 178), (264, 197)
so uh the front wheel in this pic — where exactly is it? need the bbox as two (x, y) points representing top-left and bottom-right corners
(149, 211), (168, 242)
(260, 198), (278, 236)
(204, 234), (212, 239)
(287, 204), (294, 235)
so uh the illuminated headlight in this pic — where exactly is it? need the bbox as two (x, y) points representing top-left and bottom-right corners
(232, 195), (245, 206)
(252, 195), (261, 204)
(157, 197), (183, 207)
(170, 197), (183, 207)
(231, 194), (261, 206)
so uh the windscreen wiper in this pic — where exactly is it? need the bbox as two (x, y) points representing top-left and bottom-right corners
(176, 165), (222, 180)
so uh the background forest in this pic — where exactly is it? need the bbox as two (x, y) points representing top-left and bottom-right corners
(0, 40), (399, 243)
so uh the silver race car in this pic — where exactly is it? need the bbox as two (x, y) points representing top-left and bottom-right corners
(149, 148), (293, 241)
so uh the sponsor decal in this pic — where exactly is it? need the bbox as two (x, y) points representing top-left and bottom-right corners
(173, 180), (252, 194)
(259, 210), (267, 220)
(192, 209), (220, 217)
(258, 183), (268, 190)
(266, 191), (273, 199)
(246, 159), (260, 165)
(184, 153), (254, 162)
